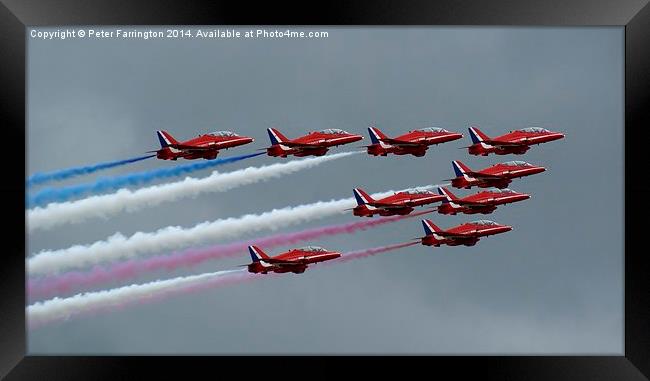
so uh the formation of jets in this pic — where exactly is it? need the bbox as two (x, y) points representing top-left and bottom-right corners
(150, 125), (562, 161)
(148, 125), (563, 274)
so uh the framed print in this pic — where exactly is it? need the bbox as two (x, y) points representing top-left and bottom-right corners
(1, 0), (648, 379)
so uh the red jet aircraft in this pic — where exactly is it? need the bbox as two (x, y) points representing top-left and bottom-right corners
(466, 126), (564, 156)
(246, 245), (341, 274)
(365, 126), (463, 157)
(436, 186), (530, 215)
(419, 219), (512, 247)
(352, 187), (445, 217)
(266, 128), (363, 157)
(153, 130), (254, 160)
(449, 160), (545, 189)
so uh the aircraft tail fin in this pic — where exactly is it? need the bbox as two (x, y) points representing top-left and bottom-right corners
(422, 219), (442, 235)
(468, 126), (490, 144)
(267, 128), (290, 145)
(157, 130), (180, 148)
(353, 188), (375, 206)
(248, 245), (270, 262)
(452, 160), (473, 178)
(368, 126), (389, 145)
(437, 186), (458, 203)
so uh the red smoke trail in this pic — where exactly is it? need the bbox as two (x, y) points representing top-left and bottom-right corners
(333, 241), (419, 263)
(27, 242), (415, 329)
(28, 211), (431, 300)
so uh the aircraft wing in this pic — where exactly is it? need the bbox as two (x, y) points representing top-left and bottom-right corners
(368, 202), (410, 209)
(276, 141), (326, 149)
(466, 171), (504, 180)
(452, 200), (489, 207)
(261, 257), (308, 265)
(380, 138), (425, 147)
(172, 144), (217, 151)
(433, 231), (475, 239)
(464, 204), (493, 210)
(483, 139), (528, 147)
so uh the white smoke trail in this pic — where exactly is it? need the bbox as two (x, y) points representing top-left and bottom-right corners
(28, 185), (435, 275)
(27, 269), (245, 328)
(27, 152), (360, 232)
(27, 241), (418, 328)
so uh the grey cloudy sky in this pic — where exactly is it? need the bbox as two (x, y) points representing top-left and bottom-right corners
(27, 27), (623, 354)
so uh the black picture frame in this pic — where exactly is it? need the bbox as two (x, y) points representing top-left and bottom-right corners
(2, 1), (648, 379)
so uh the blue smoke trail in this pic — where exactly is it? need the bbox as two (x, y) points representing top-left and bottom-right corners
(27, 152), (264, 207)
(27, 155), (156, 188)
